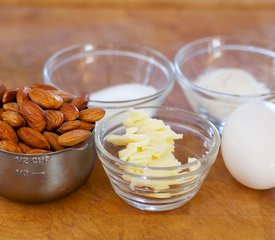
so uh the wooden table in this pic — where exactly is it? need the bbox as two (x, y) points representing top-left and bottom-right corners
(0, 6), (274, 240)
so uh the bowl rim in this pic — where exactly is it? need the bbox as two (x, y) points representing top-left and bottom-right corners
(43, 42), (175, 105)
(174, 35), (275, 100)
(95, 106), (220, 172)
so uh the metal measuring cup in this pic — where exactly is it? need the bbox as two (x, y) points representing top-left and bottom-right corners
(0, 134), (95, 203)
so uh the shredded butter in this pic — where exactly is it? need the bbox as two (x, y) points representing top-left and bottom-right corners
(107, 109), (200, 197)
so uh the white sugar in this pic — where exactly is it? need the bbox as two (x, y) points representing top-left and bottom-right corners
(90, 83), (157, 102)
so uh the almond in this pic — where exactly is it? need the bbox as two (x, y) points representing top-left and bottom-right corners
(27, 149), (51, 154)
(59, 103), (79, 121)
(0, 140), (22, 153)
(19, 142), (32, 153)
(43, 131), (65, 151)
(3, 102), (19, 112)
(44, 110), (64, 131)
(2, 111), (26, 128)
(0, 108), (4, 120)
(58, 129), (92, 147)
(0, 84), (7, 104)
(2, 88), (19, 104)
(79, 108), (105, 122)
(20, 101), (46, 132)
(30, 83), (58, 91)
(0, 120), (18, 142)
(29, 88), (63, 109)
(71, 94), (89, 110)
(16, 86), (30, 106)
(17, 127), (50, 149)
(49, 90), (74, 103)
(57, 120), (95, 134)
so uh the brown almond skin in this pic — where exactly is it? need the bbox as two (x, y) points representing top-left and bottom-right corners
(30, 83), (58, 91)
(49, 90), (74, 103)
(0, 120), (18, 142)
(0, 140), (22, 153)
(20, 101), (46, 132)
(71, 94), (89, 110)
(17, 127), (50, 150)
(29, 88), (63, 109)
(19, 142), (32, 153)
(79, 108), (105, 122)
(59, 103), (79, 121)
(27, 149), (51, 154)
(0, 108), (4, 120)
(57, 120), (95, 134)
(3, 102), (19, 112)
(44, 110), (64, 131)
(43, 131), (65, 151)
(58, 129), (92, 147)
(2, 88), (19, 104)
(2, 111), (26, 128)
(16, 86), (30, 106)
(0, 84), (7, 104)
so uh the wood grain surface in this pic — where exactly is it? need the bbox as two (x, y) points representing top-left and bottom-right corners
(1, 0), (275, 9)
(0, 7), (275, 240)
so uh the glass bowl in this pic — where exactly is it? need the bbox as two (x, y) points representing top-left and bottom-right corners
(43, 43), (175, 118)
(174, 36), (275, 133)
(95, 106), (220, 211)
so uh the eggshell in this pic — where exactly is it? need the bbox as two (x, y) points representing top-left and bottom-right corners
(221, 101), (275, 189)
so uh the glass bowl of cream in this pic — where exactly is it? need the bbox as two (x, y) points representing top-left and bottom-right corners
(95, 106), (220, 211)
(43, 43), (175, 118)
(174, 36), (275, 133)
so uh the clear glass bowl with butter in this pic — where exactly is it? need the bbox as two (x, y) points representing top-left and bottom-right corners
(174, 36), (275, 133)
(43, 43), (175, 119)
(95, 106), (220, 211)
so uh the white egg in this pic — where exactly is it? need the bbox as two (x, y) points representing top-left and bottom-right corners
(221, 101), (275, 189)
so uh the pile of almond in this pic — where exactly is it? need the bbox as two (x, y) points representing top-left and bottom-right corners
(0, 83), (105, 154)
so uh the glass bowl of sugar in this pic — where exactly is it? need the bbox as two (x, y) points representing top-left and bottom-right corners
(43, 43), (175, 118)
(174, 36), (275, 133)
